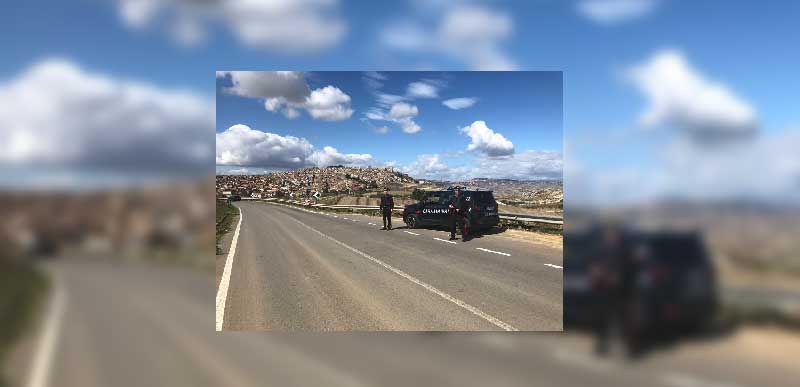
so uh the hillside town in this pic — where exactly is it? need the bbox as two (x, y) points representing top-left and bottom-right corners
(0, 182), (213, 259)
(216, 166), (415, 199)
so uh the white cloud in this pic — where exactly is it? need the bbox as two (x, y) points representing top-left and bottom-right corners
(307, 146), (373, 167)
(224, 71), (310, 103)
(215, 124), (373, 168)
(0, 58), (213, 178)
(372, 125), (389, 134)
(382, 5), (517, 71)
(400, 120), (422, 134)
(387, 102), (419, 120)
(116, 0), (346, 52)
(577, 0), (660, 24)
(626, 49), (757, 141)
(568, 130), (800, 205)
(304, 85), (353, 121)
(442, 97), (477, 110)
(407, 81), (439, 98)
(474, 151), (563, 180)
(399, 154), (455, 180)
(459, 121), (514, 157)
(386, 102), (422, 134)
(216, 124), (314, 168)
(220, 71), (353, 121)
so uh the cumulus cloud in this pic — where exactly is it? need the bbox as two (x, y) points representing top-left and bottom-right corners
(304, 85), (354, 121)
(407, 81), (439, 98)
(223, 71), (310, 103)
(116, 0), (346, 52)
(459, 121), (514, 157)
(387, 102), (419, 120)
(577, 0), (660, 24)
(0, 58), (213, 181)
(399, 154), (456, 180)
(219, 71), (353, 121)
(382, 5), (517, 70)
(307, 146), (373, 167)
(388, 102), (422, 134)
(626, 49), (758, 141)
(215, 124), (373, 168)
(442, 97), (477, 110)
(474, 151), (563, 180)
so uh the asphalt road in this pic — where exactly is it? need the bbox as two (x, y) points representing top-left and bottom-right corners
(15, 257), (798, 387)
(217, 201), (563, 331)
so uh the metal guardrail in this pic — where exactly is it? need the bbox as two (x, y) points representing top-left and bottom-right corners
(259, 198), (563, 225)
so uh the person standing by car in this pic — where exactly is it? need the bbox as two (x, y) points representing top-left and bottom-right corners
(447, 187), (469, 241)
(379, 188), (394, 230)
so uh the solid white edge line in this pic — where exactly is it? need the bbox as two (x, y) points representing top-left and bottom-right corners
(287, 216), (518, 331)
(27, 275), (66, 387)
(433, 237), (457, 245)
(404, 231), (420, 236)
(475, 247), (511, 257)
(215, 205), (243, 331)
(544, 264), (563, 269)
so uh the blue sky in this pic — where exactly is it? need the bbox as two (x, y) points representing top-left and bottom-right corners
(215, 71), (562, 179)
(2, 0), (799, 200)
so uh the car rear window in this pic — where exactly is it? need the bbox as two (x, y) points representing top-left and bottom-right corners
(642, 235), (709, 266)
(470, 191), (495, 204)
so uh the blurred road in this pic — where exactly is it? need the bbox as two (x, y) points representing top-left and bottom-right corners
(218, 201), (563, 331)
(18, 258), (799, 387)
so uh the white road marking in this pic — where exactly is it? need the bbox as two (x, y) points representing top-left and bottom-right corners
(661, 373), (746, 387)
(476, 247), (511, 256)
(333, 215), (339, 218)
(343, 217), (349, 220)
(404, 231), (420, 236)
(368, 223), (377, 226)
(288, 217), (518, 331)
(433, 237), (458, 244)
(26, 276), (66, 387)
(215, 205), (243, 331)
(544, 264), (563, 269)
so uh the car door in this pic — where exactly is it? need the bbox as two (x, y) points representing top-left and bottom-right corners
(419, 192), (445, 224)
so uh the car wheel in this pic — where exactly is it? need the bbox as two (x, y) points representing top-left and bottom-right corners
(406, 215), (418, 229)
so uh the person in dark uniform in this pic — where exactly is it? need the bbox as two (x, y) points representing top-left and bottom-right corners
(447, 187), (469, 241)
(379, 188), (394, 230)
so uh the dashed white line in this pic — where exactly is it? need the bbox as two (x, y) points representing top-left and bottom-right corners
(215, 205), (243, 331)
(544, 264), (563, 269)
(287, 216), (518, 331)
(476, 247), (511, 256)
(661, 372), (746, 387)
(26, 276), (67, 387)
(434, 237), (457, 244)
(404, 231), (420, 236)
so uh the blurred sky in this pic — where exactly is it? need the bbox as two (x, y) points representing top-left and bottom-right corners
(1, 0), (798, 202)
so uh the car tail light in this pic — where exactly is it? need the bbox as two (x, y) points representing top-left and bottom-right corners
(416, 210), (421, 214)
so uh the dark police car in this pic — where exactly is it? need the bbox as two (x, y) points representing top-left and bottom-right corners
(402, 187), (500, 230)
(565, 225), (718, 345)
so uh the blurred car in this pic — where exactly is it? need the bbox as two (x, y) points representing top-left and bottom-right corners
(565, 226), (718, 336)
(402, 188), (500, 231)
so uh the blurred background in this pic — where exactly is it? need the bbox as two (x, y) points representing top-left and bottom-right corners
(2, 0), (799, 386)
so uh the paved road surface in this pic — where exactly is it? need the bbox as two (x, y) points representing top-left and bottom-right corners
(218, 201), (563, 331)
(15, 257), (799, 387)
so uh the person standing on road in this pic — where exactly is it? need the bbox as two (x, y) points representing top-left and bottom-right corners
(447, 187), (469, 241)
(379, 188), (394, 230)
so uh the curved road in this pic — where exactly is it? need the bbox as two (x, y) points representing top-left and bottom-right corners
(217, 201), (563, 331)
